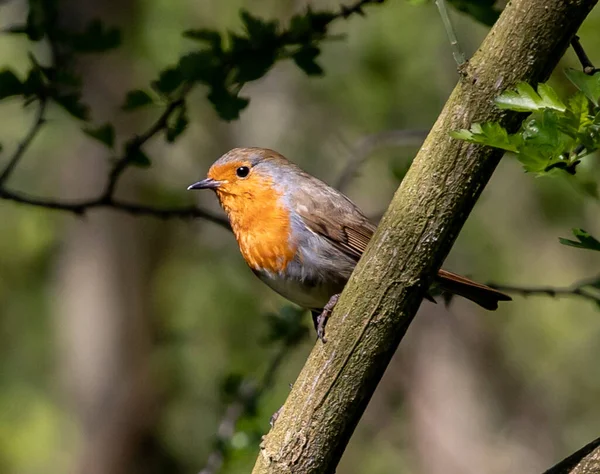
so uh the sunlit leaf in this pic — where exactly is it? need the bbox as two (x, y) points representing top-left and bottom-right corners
(450, 122), (519, 152)
(496, 82), (565, 112)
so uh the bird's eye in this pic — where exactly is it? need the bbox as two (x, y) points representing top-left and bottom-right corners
(236, 166), (250, 178)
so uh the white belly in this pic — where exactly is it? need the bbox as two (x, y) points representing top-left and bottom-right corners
(254, 270), (334, 309)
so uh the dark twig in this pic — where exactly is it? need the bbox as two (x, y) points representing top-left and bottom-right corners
(0, 97), (48, 186)
(335, 129), (428, 192)
(0, 0), (386, 225)
(488, 274), (600, 305)
(436, 0), (466, 66)
(571, 35), (599, 75)
(0, 187), (230, 228)
(198, 344), (292, 474)
(102, 86), (192, 199)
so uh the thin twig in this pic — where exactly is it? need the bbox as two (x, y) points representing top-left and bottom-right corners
(0, 97), (48, 186)
(436, 0), (466, 66)
(198, 344), (291, 474)
(487, 275), (600, 305)
(335, 129), (428, 192)
(570, 35), (599, 75)
(0, 0), (387, 225)
(102, 86), (191, 199)
(0, 187), (230, 228)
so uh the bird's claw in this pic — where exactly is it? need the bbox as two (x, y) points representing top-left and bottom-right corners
(316, 293), (340, 343)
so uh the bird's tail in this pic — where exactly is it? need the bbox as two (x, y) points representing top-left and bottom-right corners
(435, 269), (511, 310)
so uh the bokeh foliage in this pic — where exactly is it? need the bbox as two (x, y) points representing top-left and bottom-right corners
(0, 0), (599, 473)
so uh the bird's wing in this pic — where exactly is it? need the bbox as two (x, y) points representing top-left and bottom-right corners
(292, 178), (376, 261)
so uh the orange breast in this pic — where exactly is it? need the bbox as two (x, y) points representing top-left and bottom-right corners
(217, 183), (297, 274)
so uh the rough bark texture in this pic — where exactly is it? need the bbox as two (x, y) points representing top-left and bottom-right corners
(545, 438), (600, 474)
(252, 1), (598, 473)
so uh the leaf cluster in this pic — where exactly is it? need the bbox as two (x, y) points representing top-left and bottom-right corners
(451, 70), (600, 176)
(0, 0), (385, 171)
(142, 7), (339, 122)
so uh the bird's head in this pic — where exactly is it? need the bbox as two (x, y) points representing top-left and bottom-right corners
(188, 147), (299, 217)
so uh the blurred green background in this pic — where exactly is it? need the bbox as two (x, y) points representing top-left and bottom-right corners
(0, 1), (599, 473)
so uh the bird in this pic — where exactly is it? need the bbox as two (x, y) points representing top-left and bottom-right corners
(188, 147), (511, 341)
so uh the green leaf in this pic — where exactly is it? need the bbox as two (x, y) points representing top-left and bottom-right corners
(234, 45), (277, 83)
(537, 83), (567, 111)
(518, 109), (574, 173)
(178, 51), (218, 83)
(83, 123), (115, 148)
(292, 46), (324, 76)
(151, 67), (183, 96)
(121, 90), (154, 111)
(0, 70), (24, 100)
(496, 82), (566, 112)
(69, 19), (121, 52)
(166, 105), (188, 143)
(208, 86), (249, 121)
(568, 92), (592, 128)
(53, 93), (90, 120)
(182, 29), (222, 51)
(126, 146), (152, 168)
(239, 9), (278, 42)
(21, 67), (45, 97)
(559, 228), (600, 252)
(565, 68), (600, 106)
(450, 122), (519, 152)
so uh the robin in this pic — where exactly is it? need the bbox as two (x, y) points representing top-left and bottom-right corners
(188, 147), (511, 341)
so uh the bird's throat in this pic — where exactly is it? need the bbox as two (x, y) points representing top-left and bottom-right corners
(217, 187), (297, 274)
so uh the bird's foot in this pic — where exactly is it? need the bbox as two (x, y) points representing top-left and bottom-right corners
(316, 293), (340, 343)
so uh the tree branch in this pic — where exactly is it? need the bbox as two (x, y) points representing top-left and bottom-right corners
(488, 275), (600, 306)
(544, 436), (600, 474)
(0, 187), (230, 228)
(252, 1), (598, 473)
(0, 0), (385, 224)
(102, 88), (190, 199)
(571, 35), (599, 75)
(0, 96), (48, 186)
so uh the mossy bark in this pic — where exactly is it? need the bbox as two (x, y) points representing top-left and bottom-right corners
(545, 437), (600, 474)
(252, 1), (598, 473)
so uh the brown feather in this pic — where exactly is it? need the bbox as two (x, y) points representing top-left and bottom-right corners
(295, 191), (511, 311)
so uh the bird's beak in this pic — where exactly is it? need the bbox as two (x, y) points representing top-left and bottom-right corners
(187, 178), (222, 190)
